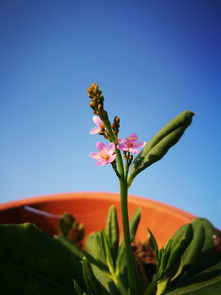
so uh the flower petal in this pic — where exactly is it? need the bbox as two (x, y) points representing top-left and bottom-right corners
(96, 160), (106, 166)
(89, 127), (101, 134)
(93, 116), (103, 127)
(117, 138), (124, 144)
(96, 142), (106, 151)
(134, 141), (146, 149)
(89, 152), (101, 160)
(108, 154), (116, 163)
(129, 148), (140, 154)
(108, 142), (116, 154)
(117, 142), (126, 151)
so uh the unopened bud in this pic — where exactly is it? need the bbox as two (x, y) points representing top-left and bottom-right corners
(114, 116), (120, 124)
(88, 83), (98, 98)
(128, 155), (133, 165)
(93, 96), (98, 105)
(89, 101), (95, 109)
(98, 103), (103, 112)
(71, 223), (85, 244)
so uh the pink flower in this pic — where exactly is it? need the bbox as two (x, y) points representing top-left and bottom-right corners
(90, 142), (116, 166)
(117, 133), (146, 154)
(89, 116), (103, 134)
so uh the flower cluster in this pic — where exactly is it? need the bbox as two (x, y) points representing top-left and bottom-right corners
(87, 83), (146, 168)
(89, 115), (146, 166)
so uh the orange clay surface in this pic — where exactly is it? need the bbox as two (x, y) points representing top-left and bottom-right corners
(0, 192), (195, 248)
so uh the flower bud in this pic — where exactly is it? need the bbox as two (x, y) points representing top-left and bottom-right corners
(71, 222), (85, 244)
(129, 155), (133, 162)
(128, 155), (133, 166)
(88, 83), (98, 98)
(114, 116), (120, 124)
(98, 103), (103, 112)
(89, 101), (95, 109)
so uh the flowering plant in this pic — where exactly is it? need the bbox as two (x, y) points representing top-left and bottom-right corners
(0, 83), (220, 295)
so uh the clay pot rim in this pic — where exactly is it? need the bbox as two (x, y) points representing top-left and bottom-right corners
(0, 191), (195, 221)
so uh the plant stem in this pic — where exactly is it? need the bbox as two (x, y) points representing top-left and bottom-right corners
(102, 116), (124, 177)
(156, 278), (170, 295)
(120, 177), (137, 295)
(102, 115), (137, 294)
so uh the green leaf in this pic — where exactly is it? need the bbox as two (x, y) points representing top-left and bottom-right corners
(128, 111), (194, 185)
(170, 223), (193, 250)
(82, 257), (100, 295)
(117, 207), (141, 268)
(154, 224), (193, 294)
(86, 232), (106, 264)
(181, 220), (205, 272)
(180, 218), (220, 278)
(157, 239), (173, 279)
(105, 206), (119, 266)
(129, 207), (141, 242)
(55, 235), (107, 271)
(99, 230), (114, 271)
(164, 218), (221, 294)
(166, 224), (193, 271)
(0, 223), (84, 295)
(164, 262), (221, 295)
(164, 235), (192, 278)
(73, 280), (84, 295)
(147, 228), (159, 261)
(90, 264), (120, 295)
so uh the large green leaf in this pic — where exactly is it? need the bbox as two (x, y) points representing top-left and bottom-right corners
(0, 223), (84, 295)
(175, 218), (220, 280)
(85, 232), (119, 294)
(55, 235), (107, 271)
(164, 261), (221, 295)
(128, 111), (194, 186)
(90, 264), (120, 295)
(56, 236), (112, 295)
(86, 231), (107, 265)
(164, 218), (221, 294)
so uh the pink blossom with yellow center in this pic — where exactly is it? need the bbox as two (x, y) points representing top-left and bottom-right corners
(117, 133), (146, 154)
(90, 142), (116, 166)
(89, 116), (103, 134)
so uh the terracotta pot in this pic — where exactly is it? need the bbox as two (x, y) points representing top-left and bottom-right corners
(0, 192), (195, 247)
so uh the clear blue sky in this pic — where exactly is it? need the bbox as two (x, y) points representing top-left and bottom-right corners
(1, 0), (221, 228)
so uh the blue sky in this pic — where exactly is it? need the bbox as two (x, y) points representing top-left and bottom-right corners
(1, 0), (221, 228)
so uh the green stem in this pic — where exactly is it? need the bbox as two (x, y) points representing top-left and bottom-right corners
(124, 153), (130, 180)
(102, 116), (124, 177)
(120, 177), (137, 295)
(109, 272), (128, 295)
(101, 115), (137, 294)
(156, 278), (170, 295)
